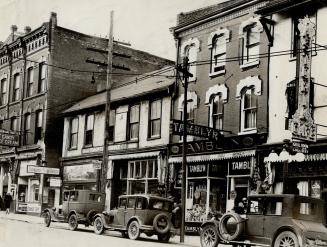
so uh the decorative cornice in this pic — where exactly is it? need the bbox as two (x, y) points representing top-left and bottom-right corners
(177, 91), (198, 112)
(236, 75), (262, 100)
(208, 28), (231, 48)
(205, 84), (229, 104)
(239, 16), (263, 35)
(180, 37), (200, 56)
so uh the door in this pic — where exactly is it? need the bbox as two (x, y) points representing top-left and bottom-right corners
(62, 191), (70, 218)
(245, 197), (265, 243)
(48, 190), (55, 208)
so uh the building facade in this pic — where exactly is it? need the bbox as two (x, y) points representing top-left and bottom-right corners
(169, 0), (271, 230)
(61, 67), (175, 210)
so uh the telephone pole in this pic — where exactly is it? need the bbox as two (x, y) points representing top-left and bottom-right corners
(176, 57), (193, 243)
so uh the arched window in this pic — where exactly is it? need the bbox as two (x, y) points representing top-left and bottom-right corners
(241, 87), (257, 131)
(209, 94), (224, 130)
(13, 73), (20, 101)
(0, 78), (7, 105)
(181, 38), (200, 82)
(26, 67), (34, 97)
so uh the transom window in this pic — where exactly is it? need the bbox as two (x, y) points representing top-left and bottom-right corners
(128, 160), (158, 179)
(149, 99), (161, 137)
(129, 105), (139, 140)
(241, 87), (257, 131)
(69, 117), (79, 149)
(84, 114), (94, 146)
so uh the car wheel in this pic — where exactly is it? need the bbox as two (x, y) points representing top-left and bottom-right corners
(218, 212), (244, 241)
(68, 214), (78, 231)
(157, 232), (171, 243)
(127, 220), (140, 240)
(44, 211), (51, 227)
(274, 231), (299, 247)
(200, 224), (219, 247)
(153, 213), (171, 235)
(94, 217), (104, 235)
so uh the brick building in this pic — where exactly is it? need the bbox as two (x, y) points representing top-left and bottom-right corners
(0, 12), (172, 214)
(169, 0), (271, 230)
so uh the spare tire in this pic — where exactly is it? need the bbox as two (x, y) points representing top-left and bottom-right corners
(218, 212), (244, 241)
(153, 213), (171, 235)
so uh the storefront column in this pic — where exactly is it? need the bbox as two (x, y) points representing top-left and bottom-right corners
(27, 178), (31, 202)
(39, 174), (44, 207)
(206, 178), (210, 218)
(0, 165), (3, 196)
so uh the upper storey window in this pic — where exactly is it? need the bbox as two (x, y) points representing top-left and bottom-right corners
(0, 78), (7, 106)
(208, 28), (230, 77)
(26, 67), (34, 97)
(13, 73), (20, 102)
(180, 38), (200, 82)
(239, 17), (263, 68)
(38, 63), (46, 93)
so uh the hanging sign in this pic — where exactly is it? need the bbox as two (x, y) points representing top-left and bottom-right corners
(292, 140), (309, 154)
(27, 166), (60, 175)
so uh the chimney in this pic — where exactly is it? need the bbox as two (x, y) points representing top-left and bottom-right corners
(50, 12), (57, 27)
(24, 26), (31, 34)
(11, 25), (18, 42)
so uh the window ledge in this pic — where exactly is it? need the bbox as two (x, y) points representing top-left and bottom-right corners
(82, 144), (93, 149)
(289, 56), (296, 62)
(147, 136), (161, 141)
(209, 70), (226, 78)
(240, 60), (260, 70)
(68, 147), (78, 151)
(238, 129), (257, 135)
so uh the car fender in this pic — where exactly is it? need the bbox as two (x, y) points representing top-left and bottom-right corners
(68, 210), (85, 221)
(43, 208), (56, 219)
(127, 216), (143, 227)
(272, 226), (304, 247)
(201, 218), (220, 230)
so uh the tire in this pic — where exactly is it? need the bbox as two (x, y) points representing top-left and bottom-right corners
(44, 211), (51, 227)
(94, 217), (105, 235)
(127, 220), (140, 240)
(218, 212), (244, 241)
(86, 210), (97, 225)
(157, 232), (171, 243)
(274, 231), (299, 247)
(68, 214), (78, 231)
(200, 224), (219, 247)
(153, 213), (171, 235)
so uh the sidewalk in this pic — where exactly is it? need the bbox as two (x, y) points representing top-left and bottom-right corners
(0, 211), (200, 246)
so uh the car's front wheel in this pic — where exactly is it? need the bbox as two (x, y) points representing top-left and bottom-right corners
(94, 216), (105, 235)
(68, 214), (78, 231)
(200, 224), (219, 247)
(44, 211), (51, 227)
(274, 231), (299, 247)
(127, 220), (140, 240)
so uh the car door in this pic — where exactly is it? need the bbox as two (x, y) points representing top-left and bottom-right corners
(115, 197), (127, 227)
(244, 197), (265, 243)
(62, 191), (70, 219)
(124, 197), (136, 226)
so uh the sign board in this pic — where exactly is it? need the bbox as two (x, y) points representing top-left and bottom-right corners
(92, 160), (102, 170)
(27, 166), (60, 175)
(229, 158), (252, 176)
(168, 140), (222, 156)
(17, 203), (41, 213)
(0, 129), (19, 146)
(170, 119), (222, 141)
(292, 140), (309, 154)
(49, 177), (62, 187)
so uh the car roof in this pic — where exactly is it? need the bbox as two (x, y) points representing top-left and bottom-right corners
(118, 194), (173, 202)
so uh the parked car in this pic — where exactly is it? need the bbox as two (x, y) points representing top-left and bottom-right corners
(43, 190), (105, 230)
(93, 194), (175, 242)
(200, 194), (327, 247)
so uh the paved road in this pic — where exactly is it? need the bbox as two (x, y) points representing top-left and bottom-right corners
(0, 217), (199, 247)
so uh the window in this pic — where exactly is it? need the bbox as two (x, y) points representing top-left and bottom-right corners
(136, 197), (146, 209)
(0, 78), (7, 105)
(69, 117), (79, 149)
(119, 198), (127, 208)
(108, 110), (115, 142)
(13, 73), (20, 101)
(127, 197), (136, 209)
(128, 105), (139, 140)
(241, 24), (260, 66)
(10, 117), (18, 131)
(35, 110), (43, 143)
(26, 67), (34, 97)
(89, 194), (102, 202)
(84, 114), (94, 146)
(210, 94), (224, 130)
(266, 200), (283, 216)
(38, 63), (46, 93)
(69, 191), (79, 201)
(23, 113), (31, 145)
(149, 99), (161, 137)
(241, 88), (257, 131)
(181, 38), (199, 82)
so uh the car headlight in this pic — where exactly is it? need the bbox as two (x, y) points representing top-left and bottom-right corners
(306, 238), (327, 246)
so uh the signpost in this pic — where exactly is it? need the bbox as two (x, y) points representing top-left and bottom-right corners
(27, 166), (60, 175)
(0, 129), (19, 146)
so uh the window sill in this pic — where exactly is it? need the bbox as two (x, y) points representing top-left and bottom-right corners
(209, 70), (226, 78)
(289, 56), (296, 62)
(147, 136), (161, 141)
(240, 60), (260, 70)
(82, 144), (93, 149)
(238, 129), (257, 135)
(68, 147), (78, 151)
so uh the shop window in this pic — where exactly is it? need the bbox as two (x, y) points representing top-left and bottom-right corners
(128, 104), (139, 140)
(149, 99), (161, 138)
(35, 110), (43, 143)
(38, 62), (46, 93)
(0, 78), (7, 105)
(84, 114), (94, 146)
(241, 87), (257, 132)
(13, 73), (20, 102)
(69, 117), (79, 149)
(108, 109), (115, 142)
(26, 67), (34, 97)
(33, 187), (39, 202)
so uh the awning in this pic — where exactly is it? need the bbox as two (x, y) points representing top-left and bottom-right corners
(168, 150), (256, 163)
(109, 151), (160, 161)
(305, 153), (327, 162)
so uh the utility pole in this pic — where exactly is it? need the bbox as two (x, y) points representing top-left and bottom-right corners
(99, 11), (114, 194)
(176, 57), (193, 243)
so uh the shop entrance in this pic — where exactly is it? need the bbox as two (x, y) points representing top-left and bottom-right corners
(48, 189), (55, 208)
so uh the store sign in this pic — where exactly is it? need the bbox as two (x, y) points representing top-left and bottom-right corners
(229, 158), (251, 176)
(17, 203), (41, 213)
(0, 129), (19, 146)
(292, 140), (309, 154)
(188, 164), (207, 177)
(168, 140), (222, 156)
(27, 166), (60, 175)
(170, 120), (222, 141)
(63, 163), (97, 181)
(49, 177), (62, 187)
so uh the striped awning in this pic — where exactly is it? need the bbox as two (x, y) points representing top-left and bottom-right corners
(168, 150), (256, 163)
(109, 151), (160, 160)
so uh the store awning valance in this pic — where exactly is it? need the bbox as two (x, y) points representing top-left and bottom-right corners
(305, 153), (327, 162)
(109, 151), (160, 160)
(168, 150), (256, 164)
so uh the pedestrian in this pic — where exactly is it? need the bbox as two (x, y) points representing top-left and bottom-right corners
(172, 201), (182, 228)
(4, 192), (12, 214)
(0, 195), (3, 210)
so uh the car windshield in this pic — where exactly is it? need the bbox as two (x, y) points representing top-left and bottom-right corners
(149, 199), (172, 211)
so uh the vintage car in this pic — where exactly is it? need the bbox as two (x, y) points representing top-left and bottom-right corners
(43, 190), (105, 230)
(200, 194), (327, 247)
(93, 194), (175, 242)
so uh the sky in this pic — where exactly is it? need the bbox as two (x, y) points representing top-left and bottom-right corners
(0, 0), (226, 61)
